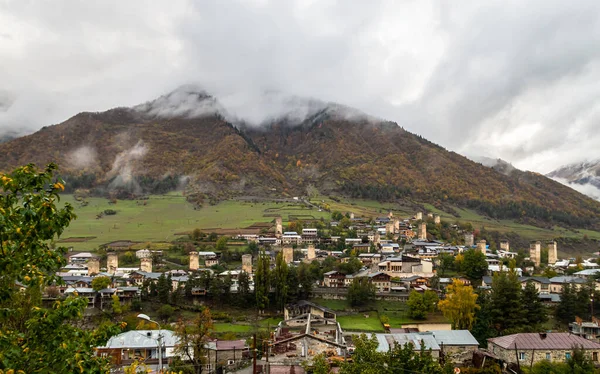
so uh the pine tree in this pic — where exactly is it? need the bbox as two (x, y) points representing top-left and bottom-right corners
(556, 284), (577, 323)
(521, 281), (548, 327)
(157, 273), (171, 304)
(490, 270), (525, 333)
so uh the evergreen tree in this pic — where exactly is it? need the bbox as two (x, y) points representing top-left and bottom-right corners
(348, 278), (376, 307)
(286, 266), (300, 302)
(298, 262), (315, 298)
(209, 276), (223, 301)
(471, 290), (496, 346)
(238, 270), (252, 306)
(490, 270), (525, 333)
(521, 281), (548, 327)
(556, 284), (577, 323)
(222, 273), (232, 303)
(157, 273), (171, 304)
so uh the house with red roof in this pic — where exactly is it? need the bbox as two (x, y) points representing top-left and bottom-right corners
(488, 332), (600, 366)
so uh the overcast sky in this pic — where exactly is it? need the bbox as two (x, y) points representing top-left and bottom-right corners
(1, 0), (600, 174)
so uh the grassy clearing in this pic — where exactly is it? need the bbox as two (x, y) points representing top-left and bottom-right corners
(58, 192), (600, 252)
(213, 323), (255, 333)
(337, 312), (384, 332)
(58, 194), (330, 251)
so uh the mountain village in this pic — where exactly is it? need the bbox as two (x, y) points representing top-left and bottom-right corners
(45, 208), (600, 373)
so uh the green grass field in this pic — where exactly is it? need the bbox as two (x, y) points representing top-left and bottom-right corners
(58, 193), (330, 250)
(337, 312), (384, 332)
(57, 192), (600, 252)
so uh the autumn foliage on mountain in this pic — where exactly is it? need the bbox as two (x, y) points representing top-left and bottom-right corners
(0, 91), (599, 229)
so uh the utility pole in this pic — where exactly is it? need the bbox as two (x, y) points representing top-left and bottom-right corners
(253, 334), (257, 374)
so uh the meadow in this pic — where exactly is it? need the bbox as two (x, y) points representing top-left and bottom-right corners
(58, 193), (330, 251)
(58, 192), (600, 253)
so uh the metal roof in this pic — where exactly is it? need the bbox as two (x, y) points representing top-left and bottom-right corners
(550, 276), (588, 284)
(375, 333), (440, 352)
(424, 330), (478, 346)
(103, 330), (178, 349)
(489, 333), (600, 350)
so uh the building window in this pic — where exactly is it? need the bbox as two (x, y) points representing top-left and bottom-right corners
(566, 352), (571, 360)
(519, 352), (525, 360)
(546, 352), (551, 360)
(594, 352), (598, 361)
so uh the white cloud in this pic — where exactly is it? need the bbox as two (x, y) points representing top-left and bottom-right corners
(1, 0), (600, 173)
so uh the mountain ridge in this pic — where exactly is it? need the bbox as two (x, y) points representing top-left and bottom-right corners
(1, 88), (599, 229)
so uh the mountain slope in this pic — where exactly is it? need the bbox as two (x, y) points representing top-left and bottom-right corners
(1, 89), (599, 229)
(548, 161), (600, 201)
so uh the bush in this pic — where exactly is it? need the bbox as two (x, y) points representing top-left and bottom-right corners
(157, 305), (175, 321)
(104, 209), (117, 215)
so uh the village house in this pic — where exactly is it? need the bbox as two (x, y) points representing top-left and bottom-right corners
(368, 272), (391, 292)
(282, 232), (302, 245)
(570, 320), (600, 342)
(68, 252), (97, 264)
(323, 271), (346, 288)
(521, 277), (550, 294)
(205, 340), (250, 370)
(372, 330), (478, 363)
(549, 276), (590, 293)
(97, 330), (179, 367)
(488, 333), (600, 365)
(358, 253), (381, 266)
(378, 255), (434, 278)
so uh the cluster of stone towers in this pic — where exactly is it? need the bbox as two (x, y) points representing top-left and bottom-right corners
(414, 211), (441, 241)
(529, 240), (558, 267)
(86, 252), (153, 276)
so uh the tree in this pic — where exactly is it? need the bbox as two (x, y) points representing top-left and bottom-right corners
(462, 249), (488, 283)
(407, 290), (428, 319)
(471, 290), (496, 346)
(238, 270), (252, 305)
(423, 290), (439, 312)
(158, 304), (175, 322)
(340, 333), (447, 374)
(489, 270), (526, 333)
(437, 252), (455, 276)
(302, 353), (330, 374)
(174, 308), (214, 374)
(298, 262), (315, 298)
(92, 275), (112, 291)
(111, 294), (124, 315)
(215, 235), (229, 251)
(157, 273), (171, 304)
(438, 279), (480, 330)
(255, 250), (271, 313)
(0, 164), (122, 372)
(274, 251), (289, 311)
(348, 278), (376, 307)
(521, 281), (548, 327)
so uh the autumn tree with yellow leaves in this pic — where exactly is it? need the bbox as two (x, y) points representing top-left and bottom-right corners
(438, 279), (480, 330)
(0, 164), (122, 373)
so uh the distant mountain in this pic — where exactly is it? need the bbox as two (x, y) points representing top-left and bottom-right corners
(548, 160), (600, 201)
(1, 87), (599, 229)
(470, 156), (518, 176)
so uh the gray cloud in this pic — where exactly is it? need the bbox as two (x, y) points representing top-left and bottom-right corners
(1, 0), (599, 173)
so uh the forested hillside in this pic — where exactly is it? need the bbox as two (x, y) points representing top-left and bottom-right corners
(0, 91), (599, 229)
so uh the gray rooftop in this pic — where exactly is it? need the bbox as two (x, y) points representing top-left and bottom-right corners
(103, 330), (178, 349)
(375, 333), (439, 352)
(425, 330), (478, 346)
